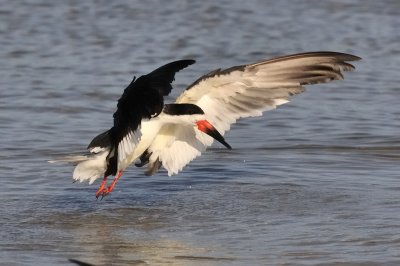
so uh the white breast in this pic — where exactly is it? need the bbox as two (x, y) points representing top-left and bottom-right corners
(117, 119), (163, 171)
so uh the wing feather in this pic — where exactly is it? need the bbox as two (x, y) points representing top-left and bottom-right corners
(147, 52), (360, 175)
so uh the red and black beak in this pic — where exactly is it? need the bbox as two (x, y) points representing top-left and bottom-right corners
(196, 120), (232, 149)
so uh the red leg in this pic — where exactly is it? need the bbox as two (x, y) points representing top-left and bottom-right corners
(95, 176), (108, 199)
(100, 171), (123, 198)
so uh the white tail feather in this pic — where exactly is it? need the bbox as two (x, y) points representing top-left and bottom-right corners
(48, 155), (90, 164)
(49, 151), (109, 184)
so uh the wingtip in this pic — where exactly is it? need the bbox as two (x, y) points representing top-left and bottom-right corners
(341, 53), (362, 61)
(304, 51), (362, 61)
(181, 59), (196, 68)
(175, 59), (196, 68)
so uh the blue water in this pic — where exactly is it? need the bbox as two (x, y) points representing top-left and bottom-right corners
(1, 0), (400, 265)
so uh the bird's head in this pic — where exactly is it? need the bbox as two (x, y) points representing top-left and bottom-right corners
(162, 103), (231, 149)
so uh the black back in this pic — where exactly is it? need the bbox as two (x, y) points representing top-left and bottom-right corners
(163, 103), (204, 116)
(104, 59), (195, 176)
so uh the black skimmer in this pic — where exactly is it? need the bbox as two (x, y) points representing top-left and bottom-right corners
(50, 52), (360, 198)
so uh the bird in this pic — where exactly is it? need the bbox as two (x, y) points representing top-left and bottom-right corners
(50, 51), (360, 198)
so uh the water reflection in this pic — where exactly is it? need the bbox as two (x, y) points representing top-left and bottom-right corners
(40, 207), (210, 265)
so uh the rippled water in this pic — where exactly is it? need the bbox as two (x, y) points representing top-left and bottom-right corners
(1, 0), (400, 265)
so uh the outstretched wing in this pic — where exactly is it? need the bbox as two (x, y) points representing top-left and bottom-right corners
(106, 60), (195, 176)
(146, 52), (360, 176)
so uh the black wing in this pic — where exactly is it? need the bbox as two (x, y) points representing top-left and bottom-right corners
(105, 59), (195, 176)
(113, 59), (195, 134)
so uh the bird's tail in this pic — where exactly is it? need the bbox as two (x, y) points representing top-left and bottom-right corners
(49, 151), (109, 184)
(48, 155), (91, 164)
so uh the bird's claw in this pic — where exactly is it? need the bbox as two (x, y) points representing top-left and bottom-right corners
(95, 172), (122, 200)
(95, 188), (111, 200)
